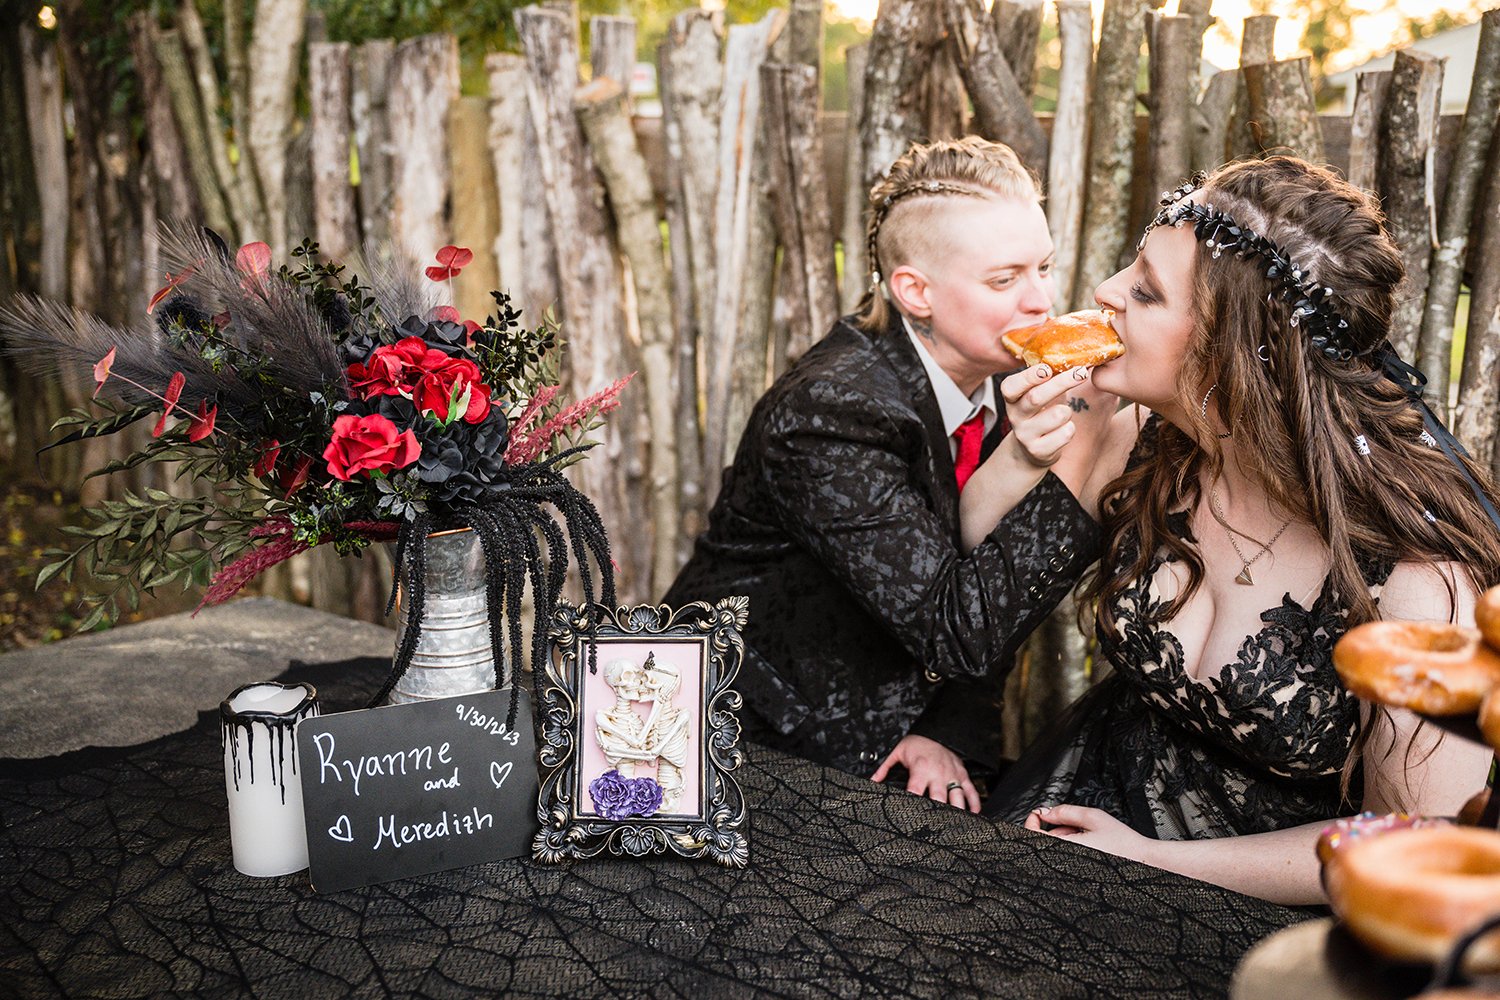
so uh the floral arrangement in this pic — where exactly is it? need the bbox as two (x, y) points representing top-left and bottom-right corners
(588, 769), (664, 821)
(0, 229), (629, 711)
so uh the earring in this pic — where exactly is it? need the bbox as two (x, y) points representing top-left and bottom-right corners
(1199, 383), (1233, 441)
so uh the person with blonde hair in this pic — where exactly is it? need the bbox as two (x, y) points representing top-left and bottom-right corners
(964, 156), (1500, 903)
(664, 136), (1113, 809)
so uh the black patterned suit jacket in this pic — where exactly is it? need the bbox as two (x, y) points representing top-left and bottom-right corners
(664, 311), (1102, 776)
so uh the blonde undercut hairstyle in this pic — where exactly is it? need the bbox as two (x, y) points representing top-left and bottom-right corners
(855, 136), (1043, 334)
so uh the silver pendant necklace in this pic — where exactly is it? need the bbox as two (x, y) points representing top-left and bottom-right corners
(1207, 485), (1293, 586)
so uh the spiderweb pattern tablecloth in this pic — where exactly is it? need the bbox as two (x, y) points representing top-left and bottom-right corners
(0, 657), (1307, 999)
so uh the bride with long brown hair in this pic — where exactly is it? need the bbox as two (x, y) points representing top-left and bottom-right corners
(963, 155), (1500, 905)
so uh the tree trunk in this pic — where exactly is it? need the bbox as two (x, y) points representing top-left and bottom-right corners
(151, 27), (233, 238)
(1075, 0), (1157, 307)
(18, 25), (67, 300)
(1051, 0), (1092, 311)
(575, 77), (680, 597)
(589, 15), (635, 95)
(224, 0), (255, 227)
(1346, 70), (1391, 197)
(308, 42), (358, 263)
(839, 42), (869, 312)
(1419, 9), (1500, 413)
(943, 0), (1047, 174)
(1146, 14), (1195, 211)
(126, 14), (199, 226)
(657, 9), (720, 564)
(448, 95), (500, 325)
(1459, 131), (1500, 470)
(760, 62), (837, 366)
(1241, 57), (1325, 161)
(246, 0), (307, 253)
(351, 39), (394, 247)
(991, 0), (1043, 102)
(389, 34), (460, 285)
(861, 0), (931, 194)
(787, 0), (822, 75)
(0, 5), (44, 473)
(704, 10), (784, 488)
(487, 53), (528, 302)
(516, 6), (635, 597)
(919, 6), (967, 142)
(1378, 49), (1444, 367)
(1191, 69), (1237, 174)
(178, 0), (263, 242)
(1227, 13), (1277, 161)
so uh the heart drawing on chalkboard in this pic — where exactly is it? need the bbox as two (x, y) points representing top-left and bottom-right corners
(327, 815), (354, 843)
(490, 761), (512, 789)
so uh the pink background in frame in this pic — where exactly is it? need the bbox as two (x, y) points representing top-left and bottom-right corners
(577, 638), (704, 820)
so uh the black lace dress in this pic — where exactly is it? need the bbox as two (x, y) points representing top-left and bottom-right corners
(988, 424), (1393, 840)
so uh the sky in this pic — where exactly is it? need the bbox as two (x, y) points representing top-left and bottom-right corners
(826, 0), (1483, 72)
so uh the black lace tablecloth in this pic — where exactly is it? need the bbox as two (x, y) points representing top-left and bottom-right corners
(0, 658), (1307, 999)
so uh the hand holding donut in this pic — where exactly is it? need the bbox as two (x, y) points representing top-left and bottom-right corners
(999, 364), (1107, 470)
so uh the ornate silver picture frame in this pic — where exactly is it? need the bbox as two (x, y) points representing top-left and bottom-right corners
(534, 598), (749, 867)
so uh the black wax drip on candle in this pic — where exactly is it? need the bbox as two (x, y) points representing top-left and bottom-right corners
(221, 683), (317, 803)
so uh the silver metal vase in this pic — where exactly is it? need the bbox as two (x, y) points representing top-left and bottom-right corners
(388, 527), (501, 704)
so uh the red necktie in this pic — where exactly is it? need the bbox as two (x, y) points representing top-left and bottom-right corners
(953, 413), (985, 493)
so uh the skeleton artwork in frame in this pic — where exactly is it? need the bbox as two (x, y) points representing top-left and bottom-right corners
(534, 598), (749, 867)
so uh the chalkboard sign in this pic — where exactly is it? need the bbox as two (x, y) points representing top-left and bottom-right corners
(295, 688), (539, 893)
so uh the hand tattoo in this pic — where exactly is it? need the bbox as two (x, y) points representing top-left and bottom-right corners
(1067, 397), (1090, 412)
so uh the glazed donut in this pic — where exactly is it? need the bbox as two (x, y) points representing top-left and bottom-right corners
(1323, 826), (1500, 971)
(1333, 621), (1500, 715)
(999, 310), (1124, 372)
(1478, 585), (1500, 653)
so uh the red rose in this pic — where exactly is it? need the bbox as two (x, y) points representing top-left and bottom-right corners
(416, 355), (492, 424)
(322, 413), (422, 480)
(346, 337), (441, 398)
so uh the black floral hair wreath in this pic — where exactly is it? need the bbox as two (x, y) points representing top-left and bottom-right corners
(1143, 172), (1500, 535)
(1138, 172), (1358, 361)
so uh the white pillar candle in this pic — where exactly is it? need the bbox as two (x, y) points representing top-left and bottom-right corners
(220, 681), (319, 877)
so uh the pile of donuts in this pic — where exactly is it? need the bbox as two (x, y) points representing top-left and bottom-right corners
(1322, 587), (1500, 973)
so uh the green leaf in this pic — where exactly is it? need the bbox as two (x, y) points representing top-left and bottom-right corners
(35, 560), (67, 590)
(40, 404), (155, 455)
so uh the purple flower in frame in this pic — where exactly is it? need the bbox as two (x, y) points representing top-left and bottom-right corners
(589, 769), (664, 821)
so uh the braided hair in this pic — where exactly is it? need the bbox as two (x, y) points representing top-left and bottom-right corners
(855, 136), (1042, 334)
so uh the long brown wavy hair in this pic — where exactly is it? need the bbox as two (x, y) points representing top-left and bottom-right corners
(1081, 156), (1500, 800)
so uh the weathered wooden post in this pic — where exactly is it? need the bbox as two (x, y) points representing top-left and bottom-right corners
(1241, 56), (1325, 161)
(308, 41), (358, 264)
(761, 61), (838, 366)
(1147, 14), (1197, 206)
(486, 53), (527, 305)
(351, 40), (394, 247)
(1075, 0), (1159, 307)
(448, 95), (500, 324)
(388, 34), (460, 286)
(515, 6), (635, 596)
(1419, 10), (1500, 411)
(245, 0), (306, 251)
(840, 42), (870, 313)
(992, 0), (1043, 102)
(1456, 122), (1500, 469)
(1346, 70), (1391, 197)
(1377, 49), (1444, 367)
(861, 0), (931, 193)
(703, 10), (784, 483)
(1050, 0), (1091, 311)
(943, 0), (1048, 176)
(575, 77), (681, 598)
(1226, 13), (1277, 162)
